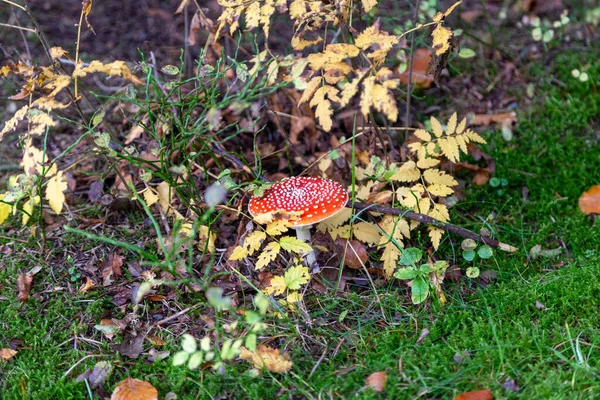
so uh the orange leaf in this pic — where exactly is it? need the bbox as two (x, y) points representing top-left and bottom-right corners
(579, 185), (600, 215)
(365, 371), (387, 392)
(0, 348), (17, 360)
(17, 272), (33, 302)
(396, 48), (433, 88)
(111, 378), (158, 400)
(455, 389), (493, 400)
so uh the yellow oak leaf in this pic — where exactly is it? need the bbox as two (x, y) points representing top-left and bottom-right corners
(255, 242), (281, 270)
(352, 222), (381, 245)
(279, 236), (312, 254)
(46, 170), (67, 214)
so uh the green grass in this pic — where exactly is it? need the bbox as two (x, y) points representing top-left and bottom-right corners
(2, 44), (600, 400)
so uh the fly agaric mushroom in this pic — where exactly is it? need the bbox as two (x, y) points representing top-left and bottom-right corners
(248, 176), (349, 266)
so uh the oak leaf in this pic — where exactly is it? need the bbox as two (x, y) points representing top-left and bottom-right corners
(110, 378), (158, 400)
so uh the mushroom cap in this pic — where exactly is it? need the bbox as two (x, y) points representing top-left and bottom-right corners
(248, 176), (349, 227)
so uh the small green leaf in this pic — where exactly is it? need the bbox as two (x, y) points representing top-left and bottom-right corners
(161, 65), (180, 75)
(394, 267), (420, 280)
(188, 351), (204, 370)
(458, 48), (476, 59)
(181, 334), (197, 353)
(254, 293), (270, 315)
(466, 266), (480, 278)
(245, 333), (257, 351)
(338, 309), (348, 322)
(489, 177), (500, 187)
(172, 351), (190, 366)
(236, 64), (249, 82)
(200, 336), (211, 352)
(478, 245), (494, 259)
(206, 287), (232, 311)
(411, 276), (429, 304)
(91, 110), (105, 128)
(542, 29), (554, 43)
(462, 250), (476, 261)
(399, 248), (422, 265)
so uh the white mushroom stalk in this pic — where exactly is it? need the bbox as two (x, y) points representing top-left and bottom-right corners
(248, 177), (349, 267)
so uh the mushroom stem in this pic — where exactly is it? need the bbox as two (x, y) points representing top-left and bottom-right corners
(295, 226), (317, 266)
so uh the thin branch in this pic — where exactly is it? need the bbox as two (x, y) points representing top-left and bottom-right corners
(351, 201), (517, 252)
(1, 0), (25, 11)
(404, 0), (421, 140)
(0, 22), (35, 33)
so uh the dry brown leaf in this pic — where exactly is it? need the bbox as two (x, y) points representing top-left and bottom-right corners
(239, 345), (293, 373)
(336, 239), (368, 269)
(17, 272), (33, 302)
(470, 112), (516, 127)
(111, 378), (158, 400)
(396, 48), (433, 88)
(102, 251), (124, 286)
(579, 185), (600, 215)
(79, 277), (96, 294)
(365, 371), (387, 392)
(455, 389), (493, 400)
(0, 348), (17, 360)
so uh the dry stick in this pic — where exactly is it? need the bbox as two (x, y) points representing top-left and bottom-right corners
(351, 201), (516, 251)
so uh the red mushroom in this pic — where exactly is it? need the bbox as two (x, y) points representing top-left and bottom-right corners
(248, 176), (349, 266)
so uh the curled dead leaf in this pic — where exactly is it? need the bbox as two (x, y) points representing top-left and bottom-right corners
(17, 272), (33, 302)
(0, 348), (17, 360)
(365, 371), (387, 392)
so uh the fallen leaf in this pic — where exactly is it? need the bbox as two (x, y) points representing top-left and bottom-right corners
(365, 371), (387, 393)
(0, 348), (17, 360)
(579, 185), (600, 215)
(469, 112), (517, 127)
(535, 300), (547, 310)
(79, 277), (95, 294)
(17, 272), (33, 302)
(88, 361), (113, 387)
(396, 48), (434, 88)
(112, 333), (145, 359)
(239, 345), (293, 373)
(455, 389), (493, 400)
(335, 239), (368, 269)
(111, 378), (158, 400)
(102, 251), (124, 286)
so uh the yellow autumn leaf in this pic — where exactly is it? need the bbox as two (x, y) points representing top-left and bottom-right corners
(314, 99), (333, 131)
(266, 219), (291, 236)
(396, 184), (425, 208)
(73, 60), (143, 85)
(229, 245), (249, 261)
(428, 203), (450, 222)
(328, 224), (352, 240)
(264, 275), (286, 295)
(279, 236), (312, 254)
(245, 231), (267, 255)
(283, 265), (310, 290)
(255, 242), (281, 270)
(430, 116), (444, 137)
(239, 345), (293, 373)
(456, 116), (467, 134)
(370, 83), (398, 122)
(446, 112), (457, 135)
(381, 244), (401, 278)
(362, 0), (377, 13)
(390, 161), (420, 182)
(299, 77), (322, 105)
(427, 184), (454, 197)
(438, 137), (461, 163)
(0, 194), (11, 224)
(0, 105), (29, 141)
(423, 168), (458, 187)
(156, 181), (171, 213)
(416, 157), (440, 169)
(465, 129), (487, 144)
(432, 24), (453, 55)
(46, 170), (67, 214)
(197, 225), (216, 253)
(428, 227), (444, 249)
(317, 208), (352, 233)
(143, 188), (159, 207)
(352, 222), (381, 245)
(22, 196), (40, 225)
(414, 129), (431, 142)
(360, 76), (375, 118)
